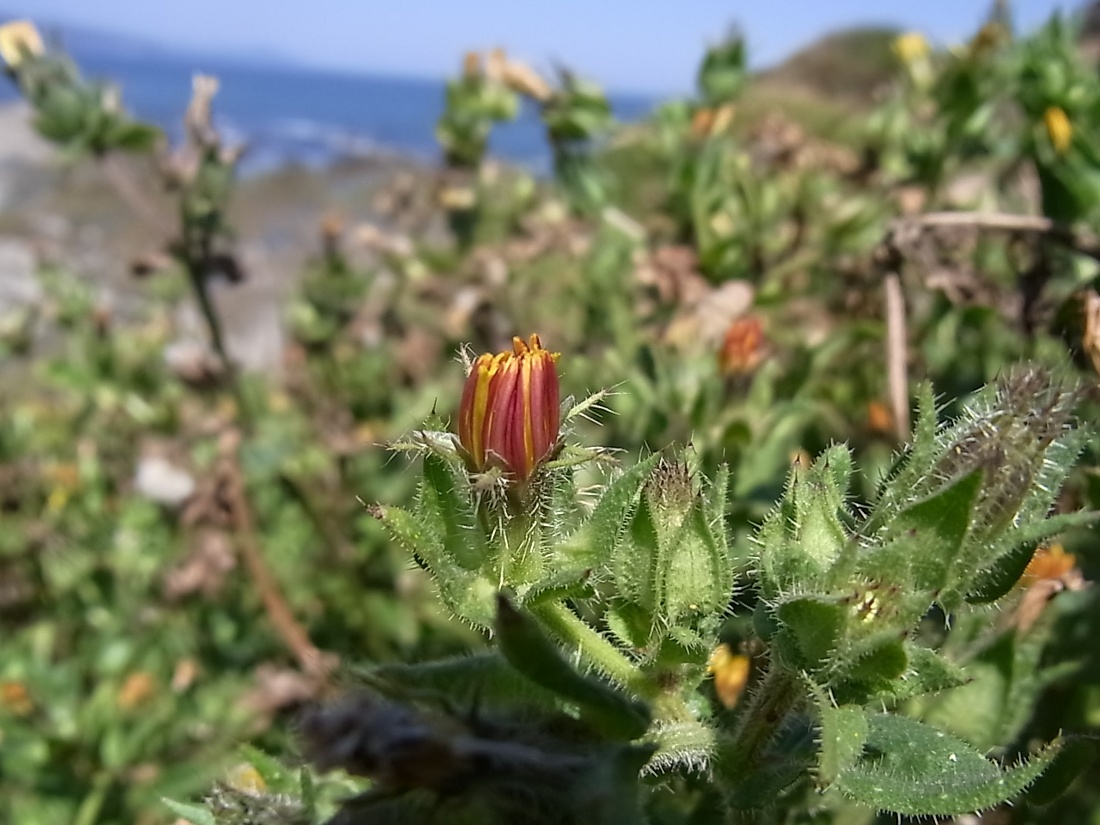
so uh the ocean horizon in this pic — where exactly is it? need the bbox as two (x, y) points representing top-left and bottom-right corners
(0, 37), (659, 175)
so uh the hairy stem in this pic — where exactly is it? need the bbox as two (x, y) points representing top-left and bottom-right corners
(715, 664), (801, 782)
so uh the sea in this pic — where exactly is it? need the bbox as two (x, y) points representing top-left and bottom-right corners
(0, 41), (658, 176)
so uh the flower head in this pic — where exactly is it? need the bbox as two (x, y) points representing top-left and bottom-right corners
(892, 32), (930, 65)
(0, 20), (43, 69)
(1044, 106), (1072, 156)
(457, 334), (560, 481)
(707, 644), (751, 709)
(718, 316), (766, 375)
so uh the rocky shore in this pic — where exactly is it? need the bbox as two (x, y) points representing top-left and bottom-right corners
(0, 101), (438, 373)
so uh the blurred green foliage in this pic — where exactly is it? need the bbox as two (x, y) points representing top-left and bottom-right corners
(2, 8), (1100, 825)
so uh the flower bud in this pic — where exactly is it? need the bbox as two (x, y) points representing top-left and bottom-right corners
(457, 334), (560, 481)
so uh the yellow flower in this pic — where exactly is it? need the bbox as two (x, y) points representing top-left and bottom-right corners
(227, 763), (267, 794)
(1044, 106), (1072, 156)
(0, 20), (43, 68)
(707, 644), (751, 709)
(892, 32), (930, 65)
(457, 334), (561, 481)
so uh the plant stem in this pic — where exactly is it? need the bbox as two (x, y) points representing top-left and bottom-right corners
(187, 262), (231, 372)
(530, 600), (654, 699)
(715, 664), (801, 781)
(223, 431), (335, 680)
(73, 771), (112, 825)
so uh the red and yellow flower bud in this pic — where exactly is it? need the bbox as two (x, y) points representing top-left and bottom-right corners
(457, 334), (560, 481)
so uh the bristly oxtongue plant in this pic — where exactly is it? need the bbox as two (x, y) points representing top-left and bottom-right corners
(300, 341), (1094, 825)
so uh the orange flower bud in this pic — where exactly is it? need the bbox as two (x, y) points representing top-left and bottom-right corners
(457, 334), (561, 481)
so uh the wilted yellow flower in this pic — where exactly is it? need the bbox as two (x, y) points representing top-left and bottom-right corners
(892, 32), (930, 64)
(1020, 543), (1076, 586)
(0, 20), (43, 69)
(499, 55), (553, 103)
(117, 672), (156, 710)
(457, 334), (561, 481)
(0, 680), (33, 715)
(1044, 106), (1072, 156)
(707, 643), (751, 709)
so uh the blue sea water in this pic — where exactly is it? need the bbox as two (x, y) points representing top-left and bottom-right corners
(0, 45), (657, 175)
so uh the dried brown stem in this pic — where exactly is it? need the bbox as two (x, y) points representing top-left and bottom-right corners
(884, 272), (910, 441)
(894, 211), (1100, 262)
(220, 431), (336, 680)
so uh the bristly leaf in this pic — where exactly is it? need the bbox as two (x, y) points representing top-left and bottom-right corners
(965, 510), (1097, 603)
(832, 714), (1060, 816)
(496, 594), (651, 740)
(160, 799), (215, 825)
(563, 452), (661, 568)
(815, 695), (869, 788)
(853, 469), (981, 612)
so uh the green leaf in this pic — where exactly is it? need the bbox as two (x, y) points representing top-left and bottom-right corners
(358, 653), (560, 710)
(1024, 737), (1097, 807)
(873, 469), (982, 596)
(496, 594), (651, 740)
(833, 714), (1060, 816)
(160, 799), (215, 825)
(965, 511), (1097, 603)
(817, 703), (870, 787)
(238, 744), (296, 793)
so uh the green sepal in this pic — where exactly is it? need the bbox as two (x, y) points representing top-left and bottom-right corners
(870, 644), (971, 706)
(496, 594), (651, 740)
(860, 469), (981, 598)
(657, 499), (733, 626)
(564, 453), (661, 568)
(422, 452), (485, 570)
(757, 445), (852, 599)
(774, 596), (846, 672)
(236, 744), (297, 794)
(832, 714), (1060, 816)
(605, 600), (653, 651)
(524, 567), (596, 605)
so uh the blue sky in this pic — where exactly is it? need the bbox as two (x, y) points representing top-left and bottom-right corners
(5, 1), (1077, 94)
